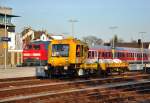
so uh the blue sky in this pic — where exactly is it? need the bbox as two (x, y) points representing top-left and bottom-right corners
(1, 0), (150, 42)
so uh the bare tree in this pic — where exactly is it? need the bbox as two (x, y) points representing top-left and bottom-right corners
(82, 36), (103, 46)
(110, 34), (124, 44)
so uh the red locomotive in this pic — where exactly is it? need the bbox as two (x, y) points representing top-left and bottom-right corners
(23, 41), (50, 66)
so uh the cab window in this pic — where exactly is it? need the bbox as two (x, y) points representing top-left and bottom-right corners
(76, 45), (83, 57)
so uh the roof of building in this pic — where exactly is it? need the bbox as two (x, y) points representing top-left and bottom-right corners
(34, 31), (46, 39)
(115, 42), (150, 49)
(104, 42), (150, 49)
(0, 13), (20, 17)
(90, 45), (149, 52)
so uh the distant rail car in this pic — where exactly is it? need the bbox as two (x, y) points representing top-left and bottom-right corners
(88, 46), (149, 64)
(45, 38), (132, 78)
(23, 41), (50, 66)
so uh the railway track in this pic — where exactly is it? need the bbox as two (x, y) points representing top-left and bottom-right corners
(0, 72), (149, 103)
(0, 79), (150, 103)
(0, 71), (147, 89)
(0, 72), (149, 91)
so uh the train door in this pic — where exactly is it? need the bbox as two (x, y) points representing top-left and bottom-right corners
(76, 45), (85, 64)
(76, 45), (83, 57)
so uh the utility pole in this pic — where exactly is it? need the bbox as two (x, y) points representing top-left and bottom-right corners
(69, 19), (78, 37)
(139, 32), (146, 71)
(109, 26), (118, 59)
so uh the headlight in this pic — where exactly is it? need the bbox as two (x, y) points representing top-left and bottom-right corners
(64, 66), (68, 70)
(44, 66), (48, 70)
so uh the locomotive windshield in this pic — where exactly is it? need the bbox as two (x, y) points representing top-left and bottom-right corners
(24, 45), (32, 50)
(52, 44), (69, 57)
(24, 45), (40, 50)
(34, 45), (40, 50)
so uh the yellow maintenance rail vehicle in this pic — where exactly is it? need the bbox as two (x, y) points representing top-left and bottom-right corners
(80, 61), (128, 76)
(45, 38), (129, 78)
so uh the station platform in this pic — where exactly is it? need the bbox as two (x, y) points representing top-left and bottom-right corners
(0, 67), (45, 79)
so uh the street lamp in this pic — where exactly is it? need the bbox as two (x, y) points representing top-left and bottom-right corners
(109, 26), (118, 59)
(139, 32), (146, 70)
(69, 19), (78, 37)
(4, 11), (7, 69)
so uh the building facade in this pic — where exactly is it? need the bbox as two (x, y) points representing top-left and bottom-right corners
(0, 7), (19, 67)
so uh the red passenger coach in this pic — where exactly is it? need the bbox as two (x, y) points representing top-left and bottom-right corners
(88, 46), (149, 64)
(23, 41), (50, 66)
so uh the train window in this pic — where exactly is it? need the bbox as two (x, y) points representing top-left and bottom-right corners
(118, 52), (120, 58)
(105, 52), (107, 58)
(52, 44), (69, 57)
(134, 53), (137, 58)
(94, 51), (97, 57)
(132, 53), (134, 57)
(104, 52), (106, 58)
(106, 52), (110, 57)
(107, 52), (109, 57)
(140, 53), (142, 58)
(34, 45), (40, 50)
(88, 51), (91, 58)
(144, 54), (147, 58)
(137, 53), (140, 58)
(131, 53), (133, 57)
(108, 52), (111, 57)
(120, 52), (122, 58)
(129, 53), (131, 57)
(121, 53), (124, 57)
(106, 52), (108, 58)
(76, 45), (83, 57)
(103, 52), (106, 58)
(103, 52), (105, 58)
(76, 45), (80, 57)
(102, 52), (105, 57)
(115, 52), (118, 58)
(24, 45), (32, 50)
(127, 53), (128, 57)
(110, 52), (112, 57)
(105, 52), (108, 58)
(138, 53), (141, 58)
(119, 53), (121, 58)
(105, 52), (108, 57)
(98, 52), (101, 58)
(119, 52), (122, 58)
(145, 54), (147, 58)
(92, 51), (94, 58)
(122, 53), (124, 57)
(121, 52), (123, 57)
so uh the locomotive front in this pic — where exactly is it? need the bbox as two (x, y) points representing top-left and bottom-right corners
(46, 38), (88, 77)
